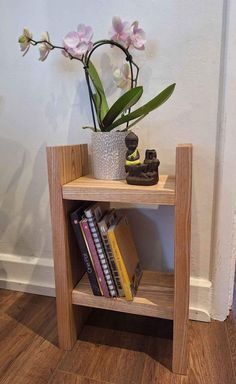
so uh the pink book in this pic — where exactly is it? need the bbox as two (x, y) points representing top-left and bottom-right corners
(80, 217), (110, 298)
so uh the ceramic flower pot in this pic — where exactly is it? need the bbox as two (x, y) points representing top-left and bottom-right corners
(91, 131), (127, 180)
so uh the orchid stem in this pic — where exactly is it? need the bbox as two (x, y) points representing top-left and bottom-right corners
(27, 36), (140, 132)
(29, 38), (83, 62)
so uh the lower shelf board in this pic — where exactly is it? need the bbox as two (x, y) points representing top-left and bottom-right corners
(72, 270), (174, 320)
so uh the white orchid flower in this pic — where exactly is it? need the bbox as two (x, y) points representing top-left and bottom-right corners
(39, 32), (52, 61)
(113, 63), (131, 90)
(18, 28), (32, 56)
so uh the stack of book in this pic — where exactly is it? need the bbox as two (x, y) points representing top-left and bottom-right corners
(70, 202), (142, 301)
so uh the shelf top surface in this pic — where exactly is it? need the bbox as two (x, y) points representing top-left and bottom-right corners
(62, 174), (175, 205)
(72, 270), (174, 320)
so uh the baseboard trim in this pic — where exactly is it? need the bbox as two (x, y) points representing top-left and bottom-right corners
(189, 277), (212, 322)
(0, 253), (55, 297)
(0, 279), (55, 297)
(0, 254), (212, 321)
(189, 307), (211, 322)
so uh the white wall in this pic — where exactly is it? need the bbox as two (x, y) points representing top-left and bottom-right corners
(0, 0), (225, 319)
(211, 0), (236, 320)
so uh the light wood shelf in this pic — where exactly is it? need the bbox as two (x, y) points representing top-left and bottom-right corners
(72, 270), (174, 320)
(63, 174), (175, 205)
(46, 143), (192, 375)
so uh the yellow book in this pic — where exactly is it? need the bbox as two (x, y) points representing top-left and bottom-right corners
(107, 216), (142, 301)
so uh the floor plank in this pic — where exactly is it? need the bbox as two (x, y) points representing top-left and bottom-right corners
(0, 335), (63, 384)
(0, 288), (235, 384)
(59, 325), (148, 384)
(49, 371), (111, 384)
(190, 319), (236, 384)
(225, 276), (236, 380)
(0, 289), (24, 312)
(0, 290), (62, 384)
(0, 312), (36, 379)
(2, 290), (58, 345)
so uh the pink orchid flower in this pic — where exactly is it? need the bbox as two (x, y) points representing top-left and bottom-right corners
(109, 16), (131, 46)
(129, 21), (146, 50)
(39, 32), (52, 61)
(63, 24), (93, 59)
(113, 63), (130, 90)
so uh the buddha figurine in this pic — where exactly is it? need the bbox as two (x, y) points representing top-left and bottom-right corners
(125, 131), (160, 186)
(125, 131), (141, 167)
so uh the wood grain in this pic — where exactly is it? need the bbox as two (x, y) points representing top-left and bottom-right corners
(225, 278), (236, 379)
(188, 320), (236, 384)
(226, 313), (236, 380)
(0, 312), (36, 378)
(172, 144), (192, 374)
(1, 335), (63, 384)
(0, 289), (24, 312)
(46, 144), (90, 350)
(49, 371), (111, 384)
(62, 174), (175, 205)
(3, 291), (58, 344)
(59, 325), (148, 384)
(47, 143), (192, 373)
(72, 271), (174, 320)
(1, 289), (236, 384)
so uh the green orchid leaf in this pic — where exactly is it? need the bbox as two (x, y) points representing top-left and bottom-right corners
(92, 93), (102, 125)
(102, 86), (143, 128)
(124, 113), (149, 130)
(87, 61), (109, 121)
(105, 83), (176, 131)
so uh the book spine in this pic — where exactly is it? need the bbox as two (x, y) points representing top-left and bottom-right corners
(85, 214), (117, 297)
(80, 219), (110, 298)
(107, 230), (133, 301)
(99, 224), (125, 297)
(71, 216), (101, 296)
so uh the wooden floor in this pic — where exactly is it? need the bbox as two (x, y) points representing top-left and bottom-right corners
(0, 287), (235, 384)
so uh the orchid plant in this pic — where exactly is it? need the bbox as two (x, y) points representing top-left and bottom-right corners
(18, 17), (175, 132)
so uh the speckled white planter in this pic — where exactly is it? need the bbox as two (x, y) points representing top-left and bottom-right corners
(91, 131), (127, 180)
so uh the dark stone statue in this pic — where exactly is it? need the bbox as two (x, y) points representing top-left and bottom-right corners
(125, 131), (160, 186)
(125, 131), (141, 166)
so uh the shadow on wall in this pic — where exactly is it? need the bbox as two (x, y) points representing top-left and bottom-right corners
(67, 78), (92, 144)
(0, 138), (54, 291)
(0, 137), (27, 248)
(0, 138), (52, 257)
(45, 89), (69, 133)
(114, 205), (174, 272)
(12, 143), (51, 258)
